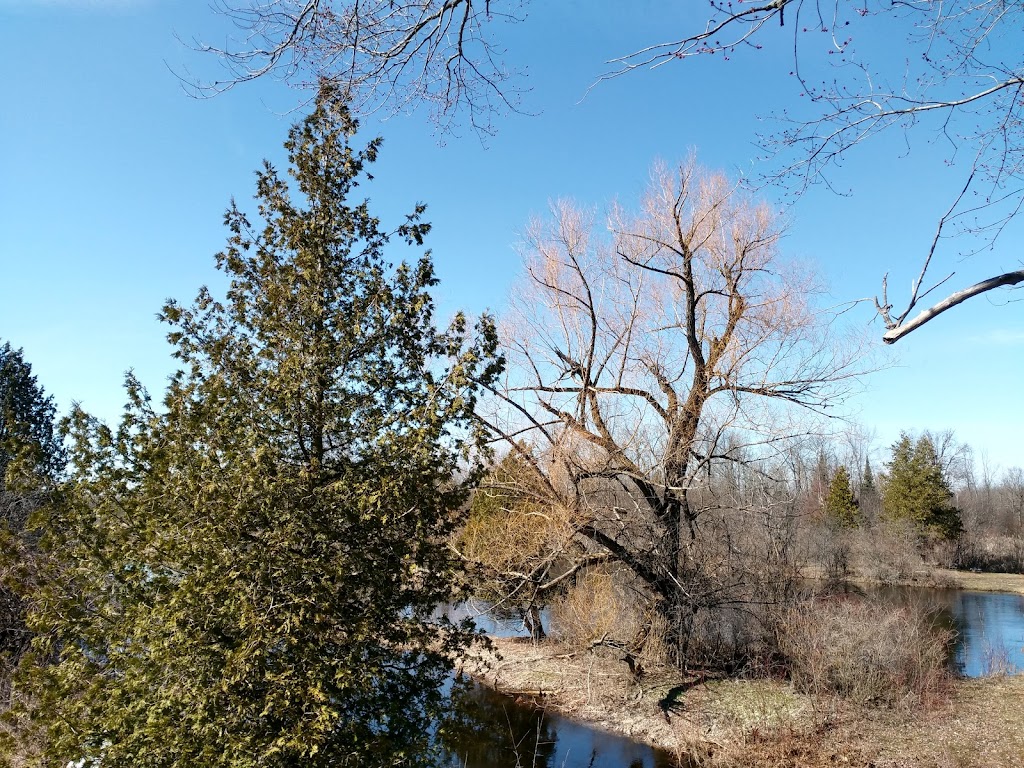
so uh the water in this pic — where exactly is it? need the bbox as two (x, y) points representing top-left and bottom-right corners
(439, 601), (531, 637)
(870, 586), (1024, 677)
(442, 682), (675, 768)
(436, 603), (674, 767)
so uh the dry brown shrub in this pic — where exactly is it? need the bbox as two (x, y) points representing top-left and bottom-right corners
(954, 534), (1024, 574)
(851, 519), (925, 583)
(548, 570), (668, 665)
(779, 597), (952, 708)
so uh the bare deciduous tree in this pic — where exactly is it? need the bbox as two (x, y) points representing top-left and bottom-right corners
(1003, 467), (1024, 533)
(192, 0), (526, 134)
(478, 160), (866, 669)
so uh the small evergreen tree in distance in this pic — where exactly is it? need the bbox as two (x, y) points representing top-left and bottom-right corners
(858, 456), (881, 523)
(883, 432), (962, 541)
(10, 84), (502, 768)
(824, 466), (859, 528)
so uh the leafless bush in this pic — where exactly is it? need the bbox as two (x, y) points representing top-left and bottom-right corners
(549, 569), (668, 667)
(800, 522), (853, 583)
(850, 520), (924, 583)
(779, 597), (952, 708)
(953, 534), (1024, 574)
(979, 637), (1014, 678)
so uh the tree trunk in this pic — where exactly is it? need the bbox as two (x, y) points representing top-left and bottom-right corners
(524, 604), (546, 643)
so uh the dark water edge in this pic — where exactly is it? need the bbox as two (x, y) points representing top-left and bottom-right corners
(441, 682), (676, 768)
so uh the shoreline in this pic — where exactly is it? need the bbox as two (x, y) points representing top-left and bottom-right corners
(797, 565), (1024, 595)
(878, 567), (1024, 595)
(466, 636), (1024, 767)
(462, 573), (1024, 767)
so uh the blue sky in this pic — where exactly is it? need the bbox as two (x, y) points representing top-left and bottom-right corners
(2, 1), (1022, 472)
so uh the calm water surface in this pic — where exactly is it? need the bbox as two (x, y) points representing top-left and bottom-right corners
(442, 683), (674, 768)
(870, 585), (1024, 677)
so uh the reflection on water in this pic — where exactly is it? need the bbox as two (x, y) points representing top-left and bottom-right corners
(870, 586), (1024, 677)
(438, 601), (534, 638)
(441, 682), (675, 768)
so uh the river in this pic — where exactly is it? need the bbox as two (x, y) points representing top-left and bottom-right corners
(442, 682), (675, 767)
(440, 586), (1024, 767)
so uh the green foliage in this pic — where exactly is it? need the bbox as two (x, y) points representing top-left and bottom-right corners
(824, 466), (859, 528)
(0, 343), (64, 496)
(10, 85), (501, 768)
(858, 456), (881, 523)
(882, 433), (963, 541)
(0, 343), (64, 715)
(861, 457), (876, 494)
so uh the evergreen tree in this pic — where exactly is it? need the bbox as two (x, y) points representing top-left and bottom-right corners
(858, 456), (881, 523)
(861, 457), (875, 494)
(0, 343), (64, 497)
(824, 466), (859, 528)
(882, 433), (962, 540)
(0, 343), (64, 704)
(11, 85), (501, 768)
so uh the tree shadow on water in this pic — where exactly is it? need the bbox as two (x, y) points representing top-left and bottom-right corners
(439, 678), (558, 768)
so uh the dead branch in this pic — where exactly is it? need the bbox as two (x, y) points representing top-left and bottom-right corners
(882, 269), (1024, 344)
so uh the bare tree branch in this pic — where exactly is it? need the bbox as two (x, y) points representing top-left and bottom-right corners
(476, 159), (868, 669)
(190, 0), (528, 135)
(882, 268), (1024, 344)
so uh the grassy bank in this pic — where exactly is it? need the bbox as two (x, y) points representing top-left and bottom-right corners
(800, 565), (1024, 595)
(924, 568), (1024, 595)
(464, 636), (1024, 767)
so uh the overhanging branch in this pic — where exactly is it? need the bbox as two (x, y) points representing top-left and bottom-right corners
(883, 269), (1024, 344)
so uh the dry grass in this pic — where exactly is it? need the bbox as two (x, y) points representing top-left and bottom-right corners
(860, 676), (1024, 767)
(779, 598), (952, 708)
(934, 568), (1024, 595)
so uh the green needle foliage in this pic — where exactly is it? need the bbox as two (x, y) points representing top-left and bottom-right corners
(823, 466), (860, 528)
(0, 343), (65, 496)
(883, 433), (963, 541)
(8, 85), (501, 768)
(0, 343), (64, 708)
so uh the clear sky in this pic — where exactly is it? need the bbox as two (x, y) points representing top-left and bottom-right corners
(2, 1), (1022, 474)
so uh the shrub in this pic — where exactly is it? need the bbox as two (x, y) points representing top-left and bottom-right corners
(851, 519), (925, 583)
(779, 597), (952, 708)
(549, 570), (668, 666)
(952, 534), (1024, 574)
